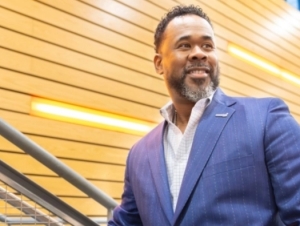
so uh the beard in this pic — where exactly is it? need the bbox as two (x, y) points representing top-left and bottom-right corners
(169, 63), (220, 103)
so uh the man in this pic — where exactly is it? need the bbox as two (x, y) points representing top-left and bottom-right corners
(109, 5), (300, 226)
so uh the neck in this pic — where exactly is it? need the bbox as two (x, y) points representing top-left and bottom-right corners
(173, 102), (194, 133)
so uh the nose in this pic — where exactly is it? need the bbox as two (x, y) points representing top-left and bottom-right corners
(188, 46), (207, 61)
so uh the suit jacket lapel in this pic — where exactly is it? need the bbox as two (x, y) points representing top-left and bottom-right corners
(147, 122), (174, 224)
(173, 90), (236, 223)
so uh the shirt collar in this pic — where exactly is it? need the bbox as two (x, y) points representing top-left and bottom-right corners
(160, 90), (216, 123)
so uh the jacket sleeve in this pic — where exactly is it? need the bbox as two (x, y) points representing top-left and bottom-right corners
(264, 98), (300, 225)
(108, 150), (143, 226)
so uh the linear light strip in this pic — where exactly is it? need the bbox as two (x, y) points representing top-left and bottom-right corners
(30, 98), (155, 136)
(228, 43), (300, 86)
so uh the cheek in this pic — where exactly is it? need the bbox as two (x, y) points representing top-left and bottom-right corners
(208, 54), (218, 66)
(161, 52), (187, 76)
(163, 57), (177, 70)
(170, 56), (187, 72)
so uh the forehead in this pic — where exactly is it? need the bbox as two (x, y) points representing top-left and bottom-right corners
(163, 14), (214, 42)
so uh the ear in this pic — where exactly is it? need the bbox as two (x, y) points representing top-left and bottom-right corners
(154, 54), (163, 75)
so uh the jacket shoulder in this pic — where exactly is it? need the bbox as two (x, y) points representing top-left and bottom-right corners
(130, 121), (165, 153)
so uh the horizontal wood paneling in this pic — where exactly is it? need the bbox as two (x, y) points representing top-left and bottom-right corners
(28, 176), (124, 198)
(0, 48), (167, 110)
(0, 48), (167, 108)
(37, 0), (154, 51)
(0, 0), (154, 59)
(80, 0), (158, 32)
(62, 197), (120, 216)
(260, 0), (300, 31)
(0, 89), (31, 113)
(219, 0), (300, 54)
(0, 151), (125, 181)
(37, 0), (154, 45)
(115, 0), (166, 20)
(0, 0), (167, 94)
(214, 23), (300, 81)
(269, 0), (300, 28)
(237, 0), (300, 41)
(220, 61), (300, 115)
(0, 66), (162, 123)
(0, 26), (157, 88)
(0, 135), (128, 165)
(146, 0), (178, 10)
(215, 38), (300, 96)
(0, 110), (140, 149)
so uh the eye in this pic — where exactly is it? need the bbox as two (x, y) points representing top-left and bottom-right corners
(202, 43), (214, 51)
(178, 43), (191, 49)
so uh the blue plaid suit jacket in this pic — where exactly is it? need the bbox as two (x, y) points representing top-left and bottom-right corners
(109, 88), (300, 226)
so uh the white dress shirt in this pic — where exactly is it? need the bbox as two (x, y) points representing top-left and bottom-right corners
(160, 93), (214, 211)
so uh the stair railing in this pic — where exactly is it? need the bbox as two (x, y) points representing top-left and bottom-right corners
(0, 118), (118, 222)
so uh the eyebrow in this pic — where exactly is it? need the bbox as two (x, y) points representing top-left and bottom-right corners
(175, 35), (213, 44)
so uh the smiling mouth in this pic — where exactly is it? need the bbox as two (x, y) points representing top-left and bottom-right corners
(189, 69), (208, 74)
(186, 69), (210, 78)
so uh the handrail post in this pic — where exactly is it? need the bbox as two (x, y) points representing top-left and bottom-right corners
(107, 208), (114, 222)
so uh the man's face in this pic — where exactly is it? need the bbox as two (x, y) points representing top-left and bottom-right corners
(154, 15), (220, 103)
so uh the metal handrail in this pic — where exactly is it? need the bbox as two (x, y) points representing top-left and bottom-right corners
(0, 118), (118, 221)
(0, 160), (99, 226)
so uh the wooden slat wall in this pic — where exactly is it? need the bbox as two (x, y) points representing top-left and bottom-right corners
(0, 0), (299, 218)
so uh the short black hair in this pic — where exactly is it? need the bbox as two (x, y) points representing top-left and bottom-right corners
(154, 5), (212, 52)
